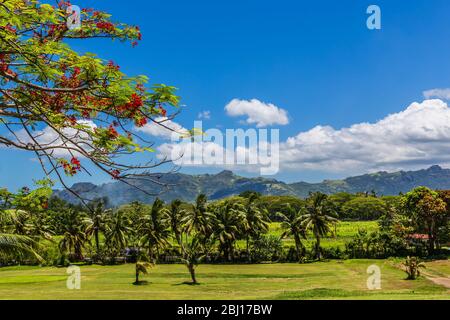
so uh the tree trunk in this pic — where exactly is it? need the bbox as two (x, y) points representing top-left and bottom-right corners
(188, 264), (197, 284)
(315, 234), (321, 260)
(135, 269), (139, 283)
(246, 235), (250, 262)
(428, 233), (435, 254)
(94, 228), (100, 254)
(294, 233), (302, 262)
(75, 243), (84, 261)
(228, 241), (233, 262)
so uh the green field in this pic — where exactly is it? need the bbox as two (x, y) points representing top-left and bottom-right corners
(236, 221), (378, 249)
(0, 259), (448, 300)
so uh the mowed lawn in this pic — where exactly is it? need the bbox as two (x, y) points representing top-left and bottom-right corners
(0, 259), (448, 300)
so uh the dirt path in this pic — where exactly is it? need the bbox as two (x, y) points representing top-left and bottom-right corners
(423, 273), (450, 289)
(388, 260), (450, 290)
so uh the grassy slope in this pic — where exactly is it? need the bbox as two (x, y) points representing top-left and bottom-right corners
(0, 260), (447, 300)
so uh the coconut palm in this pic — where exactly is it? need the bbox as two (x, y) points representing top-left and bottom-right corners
(134, 261), (154, 285)
(167, 199), (187, 250)
(0, 209), (29, 235)
(58, 209), (89, 261)
(138, 198), (171, 262)
(182, 194), (215, 250)
(180, 237), (205, 284)
(214, 201), (245, 261)
(0, 208), (43, 262)
(242, 194), (269, 261)
(277, 203), (307, 261)
(0, 233), (42, 262)
(84, 199), (110, 255)
(104, 210), (130, 259)
(301, 192), (338, 260)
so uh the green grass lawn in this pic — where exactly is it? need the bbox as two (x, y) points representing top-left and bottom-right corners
(245, 221), (379, 249)
(0, 259), (448, 300)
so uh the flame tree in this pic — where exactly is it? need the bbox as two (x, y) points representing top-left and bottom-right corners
(0, 0), (182, 200)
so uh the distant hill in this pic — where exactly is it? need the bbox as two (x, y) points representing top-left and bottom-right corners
(53, 165), (450, 207)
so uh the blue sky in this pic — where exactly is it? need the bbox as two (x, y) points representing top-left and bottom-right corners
(3, 0), (450, 190)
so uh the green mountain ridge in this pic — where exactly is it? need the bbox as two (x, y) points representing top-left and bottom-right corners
(53, 165), (450, 206)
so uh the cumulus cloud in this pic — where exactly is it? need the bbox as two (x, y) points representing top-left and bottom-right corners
(15, 120), (96, 158)
(279, 99), (450, 174)
(225, 99), (289, 127)
(135, 117), (188, 140)
(423, 88), (450, 100)
(158, 99), (450, 176)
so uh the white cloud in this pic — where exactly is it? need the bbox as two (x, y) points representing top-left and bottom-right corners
(279, 99), (450, 174)
(198, 110), (211, 120)
(225, 98), (289, 127)
(15, 120), (96, 158)
(135, 117), (188, 140)
(158, 99), (450, 176)
(423, 88), (450, 100)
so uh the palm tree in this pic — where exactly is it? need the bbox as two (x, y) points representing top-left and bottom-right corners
(0, 233), (42, 262)
(242, 194), (269, 261)
(138, 198), (171, 262)
(134, 261), (154, 285)
(403, 256), (426, 280)
(214, 201), (245, 262)
(277, 203), (307, 261)
(58, 209), (88, 261)
(180, 237), (204, 284)
(104, 210), (130, 259)
(182, 194), (215, 251)
(167, 199), (186, 250)
(0, 209), (30, 235)
(84, 199), (110, 255)
(301, 193), (338, 260)
(0, 209), (43, 262)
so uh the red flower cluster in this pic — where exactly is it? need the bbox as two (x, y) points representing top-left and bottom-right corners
(67, 115), (77, 125)
(59, 67), (81, 88)
(34, 91), (66, 113)
(71, 157), (81, 168)
(110, 169), (121, 179)
(60, 157), (81, 176)
(92, 10), (102, 17)
(58, 1), (72, 8)
(0, 53), (17, 78)
(130, 93), (143, 108)
(47, 24), (67, 38)
(81, 109), (91, 118)
(135, 117), (148, 127)
(107, 60), (120, 71)
(108, 125), (119, 139)
(96, 21), (115, 32)
(135, 26), (142, 40)
(117, 93), (144, 114)
(159, 106), (167, 117)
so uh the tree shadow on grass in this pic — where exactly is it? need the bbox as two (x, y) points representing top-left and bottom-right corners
(173, 281), (202, 286)
(132, 280), (151, 286)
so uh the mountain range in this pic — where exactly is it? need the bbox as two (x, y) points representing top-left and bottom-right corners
(53, 165), (450, 207)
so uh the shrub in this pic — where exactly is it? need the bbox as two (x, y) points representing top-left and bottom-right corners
(403, 256), (426, 280)
(250, 235), (283, 262)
